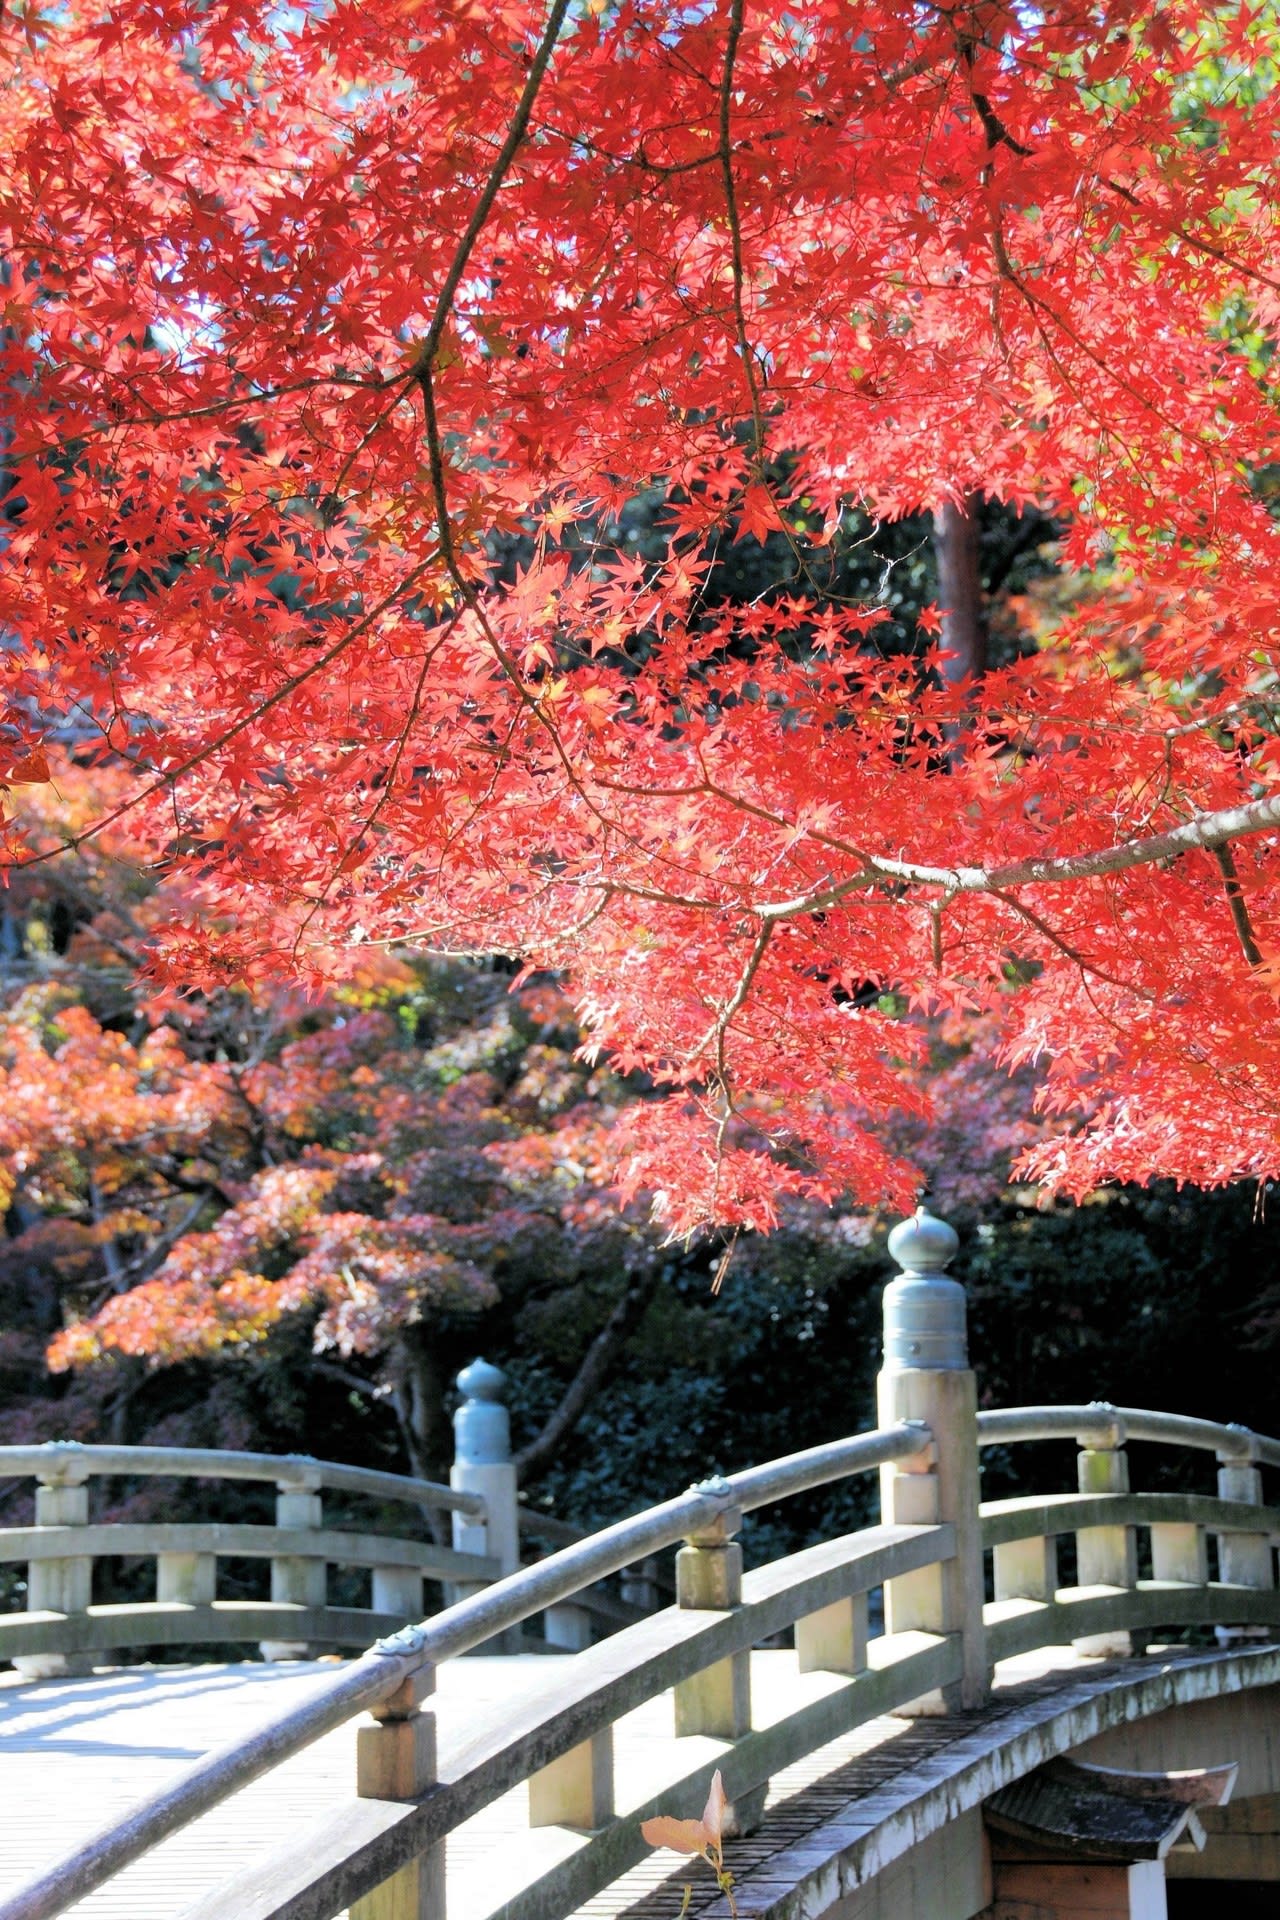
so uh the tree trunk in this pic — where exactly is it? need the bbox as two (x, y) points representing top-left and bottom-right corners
(390, 1332), (450, 1546)
(932, 494), (987, 686)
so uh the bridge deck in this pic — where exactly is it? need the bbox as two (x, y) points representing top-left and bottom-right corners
(0, 1647), (1194, 1920)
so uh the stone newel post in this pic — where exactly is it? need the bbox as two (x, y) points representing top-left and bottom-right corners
(876, 1206), (989, 1711)
(450, 1359), (520, 1650)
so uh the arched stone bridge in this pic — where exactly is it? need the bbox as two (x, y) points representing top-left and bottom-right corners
(0, 1211), (1277, 1920)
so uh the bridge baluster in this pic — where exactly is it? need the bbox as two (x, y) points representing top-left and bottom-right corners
(261, 1473), (326, 1661)
(993, 1531), (1059, 1605)
(673, 1488), (750, 1739)
(351, 1651), (444, 1920)
(795, 1584), (869, 1675)
(14, 1453), (94, 1680)
(543, 1598), (594, 1650)
(1073, 1409), (1137, 1657)
(157, 1548), (216, 1609)
(529, 1728), (614, 1830)
(371, 1564), (425, 1628)
(1149, 1517), (1208, 1588)
(619, 1555), (661, 1611)
(1215, 1433), (1274, 1637)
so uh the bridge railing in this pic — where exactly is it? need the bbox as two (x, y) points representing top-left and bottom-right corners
(977, 1401), (1280, 1664)
(0, 1363), (664, 1679)
(1, 1208), (1278, 1920)
(0, 1441), (495, 1677)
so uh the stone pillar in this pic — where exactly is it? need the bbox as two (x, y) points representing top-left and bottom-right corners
(450, 1360), (519, 1651)
(877, 1206), (988, 1712)
(261, 1470), (326, 1661)
(14, 1457), (95, 1680)
(1074, 1407), (1137, 1659)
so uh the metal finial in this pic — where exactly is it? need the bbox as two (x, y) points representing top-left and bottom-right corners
(456, 1358), (506, 1402)
(887, 1205), (960, 1275)
(453, 1358), (512, 1466)
(881, 1205), (967, 1373)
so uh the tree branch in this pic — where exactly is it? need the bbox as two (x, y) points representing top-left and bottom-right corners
(1212, 843), (1264, 970)
(755, 788), (1280, 920)
(512, 1268), (663, 1481)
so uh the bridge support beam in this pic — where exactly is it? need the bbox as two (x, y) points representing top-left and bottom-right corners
(877, 1208), (988, 1713)
(986, 1857), (1166, 1919)
(1168, 1791), (1280, 1881)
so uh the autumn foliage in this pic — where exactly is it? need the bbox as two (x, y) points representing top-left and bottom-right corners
(3, 0), (1280, 1232)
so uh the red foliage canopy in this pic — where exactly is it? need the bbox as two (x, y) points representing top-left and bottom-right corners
(3, 0), (1280, 1229)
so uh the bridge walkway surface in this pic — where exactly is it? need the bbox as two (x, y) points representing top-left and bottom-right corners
(0, 1645), (1208, 1920)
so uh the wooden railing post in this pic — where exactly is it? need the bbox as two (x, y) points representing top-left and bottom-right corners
(450, 1360), (518, 1650)
(529, 1727), (614, 1830)
(1150, 1514), (1208, 1589)
(992, 1530), (1059, 1607)
(543, 1598), (594, 1650)
(673, 1481), (749, 1738)
(877, 1207), (988, 1712)
(1215, 1428), (1274, 1639)
(1074, 1405), (1137, 1658)
(157, 1548), (217, 1609)
(796, 1584), (868, 1676)
(620, 1556), (661, 1612)
(351, 1636), (443, 1920)
(14, 1449), (94, 1680)
(672, 1479), (763, 1834)
(261, 1467), (325, 1661)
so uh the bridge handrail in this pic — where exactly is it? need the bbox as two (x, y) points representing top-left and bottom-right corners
(0, 1442), (483, 1513)
(976, 1404), (1280, 1467)
(0, 1524), (493, 1572)
(0, 1420), (929, 1920)
(981, 1488), (1280, 1547)
(184, 1527), (961, 1920)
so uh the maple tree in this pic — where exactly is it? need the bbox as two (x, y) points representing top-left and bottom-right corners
(0, 950), (661, 1477)
(0, 768), (673, 1476)
(7, 794), (1280, 1548)
(0, 776), (1046, 1496)
(3, 0), (1280, 1234)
